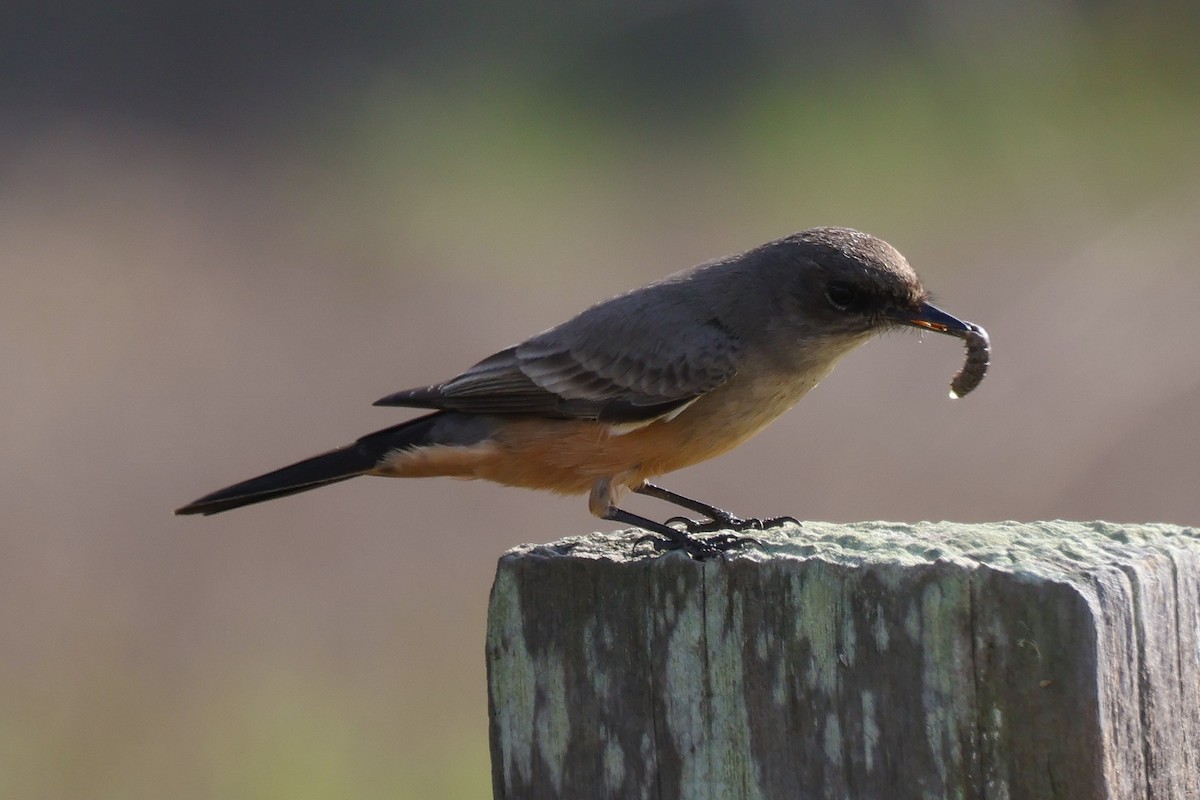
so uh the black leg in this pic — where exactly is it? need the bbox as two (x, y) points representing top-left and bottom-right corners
(634, 482), (742, 525)
(600, 506), (747, 560)
(633, 482), (799, 533)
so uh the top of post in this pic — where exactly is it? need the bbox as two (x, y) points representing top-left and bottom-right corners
(499, 520), (1200, 579)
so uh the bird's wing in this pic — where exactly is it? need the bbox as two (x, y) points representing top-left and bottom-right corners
(375, 292), (742, 422)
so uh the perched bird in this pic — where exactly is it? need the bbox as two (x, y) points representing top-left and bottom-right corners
(176, 227), (989, 557)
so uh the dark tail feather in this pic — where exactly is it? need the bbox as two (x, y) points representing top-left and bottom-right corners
(174, 449), (367, 515)
(175, 416), (440, 516)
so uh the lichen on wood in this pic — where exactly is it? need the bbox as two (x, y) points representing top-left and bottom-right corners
(487, 522), (1200, 800)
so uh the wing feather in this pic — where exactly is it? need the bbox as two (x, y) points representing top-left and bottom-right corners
(375, 293), (742, 421)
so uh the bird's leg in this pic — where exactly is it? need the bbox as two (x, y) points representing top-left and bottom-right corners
(601, 506), (730, 559)
(633, 482), (746, 530)
(590, 480), (740, 560)
(634, 482), (799, 534)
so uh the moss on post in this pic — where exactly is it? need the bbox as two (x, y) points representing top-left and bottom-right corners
(486, 522), (1200, 800)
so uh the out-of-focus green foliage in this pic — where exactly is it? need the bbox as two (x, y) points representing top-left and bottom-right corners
(2, 3), (1197, 799)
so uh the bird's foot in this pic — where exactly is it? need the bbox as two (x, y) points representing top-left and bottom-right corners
(755, 514), (802, 530)
(664, 513), (800, 534)
(632, 530), (760, 560)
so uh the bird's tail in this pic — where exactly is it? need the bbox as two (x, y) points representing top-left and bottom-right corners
(175, 414), (444, 516)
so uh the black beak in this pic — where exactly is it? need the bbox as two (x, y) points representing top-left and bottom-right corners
(900, 302), (973, 338)
(896, 301), (991, 398)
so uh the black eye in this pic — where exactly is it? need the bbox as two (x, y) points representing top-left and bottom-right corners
(825, 281), (859, 311)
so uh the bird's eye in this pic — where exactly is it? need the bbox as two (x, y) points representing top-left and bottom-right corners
(825, 281), (859, 311)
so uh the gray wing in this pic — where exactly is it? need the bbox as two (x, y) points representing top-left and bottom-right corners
(374, 287), (742, 422)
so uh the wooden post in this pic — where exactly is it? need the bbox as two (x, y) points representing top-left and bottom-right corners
(486, 521), (1200, 799)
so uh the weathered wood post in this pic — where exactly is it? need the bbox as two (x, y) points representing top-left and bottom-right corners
(486, 521), (1200, 799)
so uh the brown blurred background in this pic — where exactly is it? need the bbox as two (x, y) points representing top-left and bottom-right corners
(2, 1), (1198, 797)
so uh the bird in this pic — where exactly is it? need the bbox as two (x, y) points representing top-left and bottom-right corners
(176, 227), (989, 557)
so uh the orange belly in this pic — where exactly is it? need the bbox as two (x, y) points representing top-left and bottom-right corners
(375, 375), (812, 495)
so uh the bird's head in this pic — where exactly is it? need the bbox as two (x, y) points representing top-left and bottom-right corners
(748, 227), (988, 395)
(771, 226), (977, 338)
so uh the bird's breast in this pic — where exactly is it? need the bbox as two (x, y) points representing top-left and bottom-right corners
(383, 356), (842, 494)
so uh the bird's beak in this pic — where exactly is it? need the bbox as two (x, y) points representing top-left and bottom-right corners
(895, 301), (990, 398)
(900, 302), (973, 338)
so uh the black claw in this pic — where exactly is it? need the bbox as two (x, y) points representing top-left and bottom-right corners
(705, 532), (765, 551)
(632, 530), (763, 560)
(631, 532), (719, 559)
(658, 513), (798, 536)
(631, 533), (665, 554)
(661, 514), (741, 533)
(714, 515), (801, 532)
(751, 515), (800, 530)
(681, 514), (744, 534)
(661, 515), (745, 534)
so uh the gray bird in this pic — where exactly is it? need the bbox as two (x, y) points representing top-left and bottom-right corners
(176, 227), (989, 557)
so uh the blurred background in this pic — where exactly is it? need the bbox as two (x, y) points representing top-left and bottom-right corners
(2, 1), (1198, 797)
